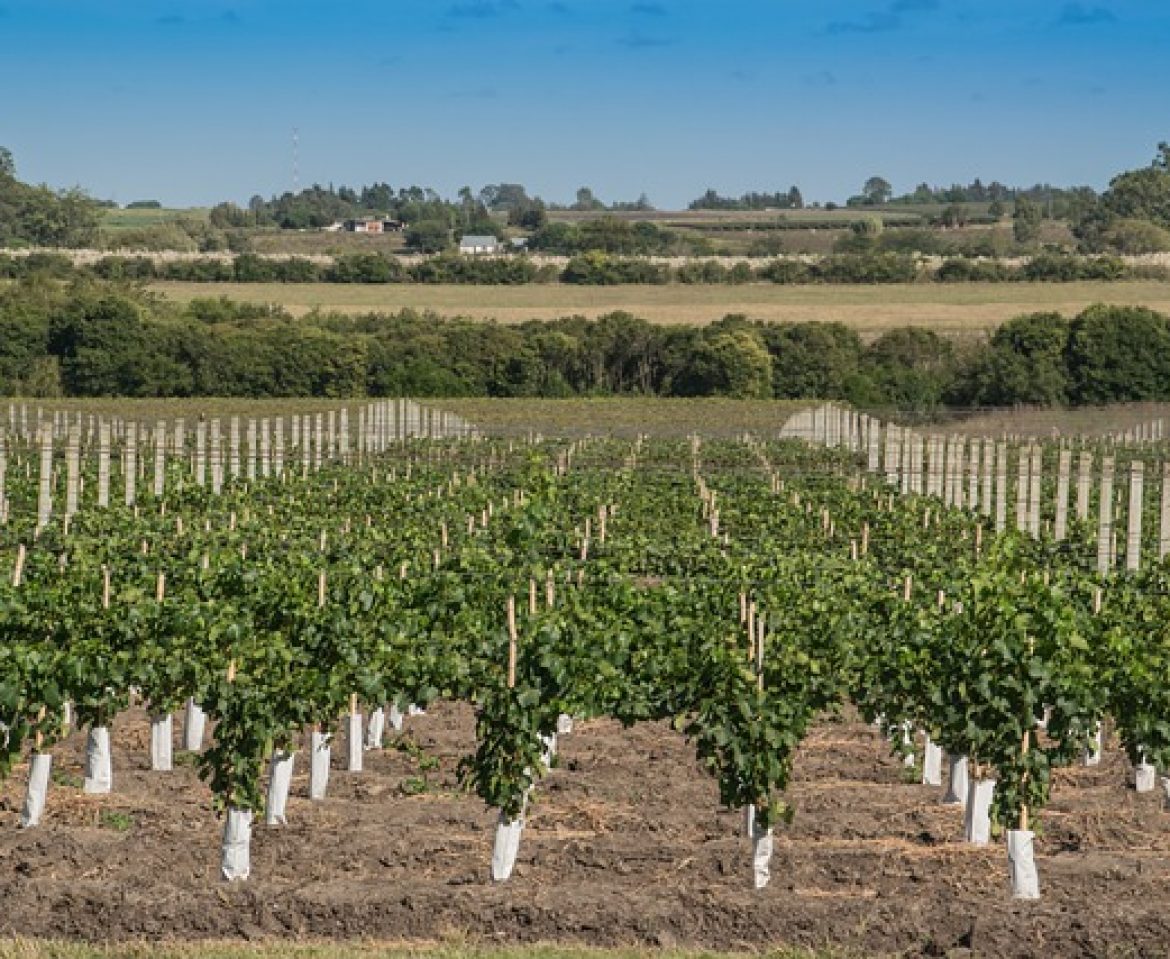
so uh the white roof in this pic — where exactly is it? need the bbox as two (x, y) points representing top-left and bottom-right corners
(460, 235), (500, 245)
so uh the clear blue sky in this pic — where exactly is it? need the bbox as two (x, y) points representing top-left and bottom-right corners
(1, 1), (1167, 208)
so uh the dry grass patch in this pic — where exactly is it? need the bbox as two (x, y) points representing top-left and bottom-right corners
(151, 280), (1170, 339)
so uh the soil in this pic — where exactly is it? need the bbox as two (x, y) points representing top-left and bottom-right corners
(2, 705), (1168, 958)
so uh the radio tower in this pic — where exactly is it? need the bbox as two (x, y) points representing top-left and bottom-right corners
(292, 127), (300, 193)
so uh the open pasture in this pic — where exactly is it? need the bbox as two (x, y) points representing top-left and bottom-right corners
(149, 279), (1170, 338)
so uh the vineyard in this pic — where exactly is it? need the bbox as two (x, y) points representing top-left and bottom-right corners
(2, 399), (1170, 956)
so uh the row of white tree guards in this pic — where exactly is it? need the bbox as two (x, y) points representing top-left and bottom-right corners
(0, 399), (477, 530)
(782, 402), (1170, 899)
(5, 398), (476, 868)
(781, 403), (1170, 574)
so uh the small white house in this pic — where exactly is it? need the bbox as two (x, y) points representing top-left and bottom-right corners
(459, 234), (502, 255)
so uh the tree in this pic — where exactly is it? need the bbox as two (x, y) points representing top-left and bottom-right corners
(851, 216), (883, 237)
(0, 146), (13, 178)
(405, 220), (451, 253)
(572, 187), (604, 211)
(862, 176), (893, 205)
(508, 199), (547, 231)
(209, 202), (254, 229)
(1100, 143), (1170, 229)
(1098, 218), (1170, 253)
(1065, 304), (1170, 405)
(862, 328), (955, 412)
(1013, 195), (1042, 244)
(479, 183), (531, 212)
(988, 198), (1006, 219)
(950, 313), (1070, 407)
(49, 289), (151, 395)
(763, 322), (863, 399)
(787, 186), (804, 209)
(676, 327), (773, 398)
(938, 204), (968, 228)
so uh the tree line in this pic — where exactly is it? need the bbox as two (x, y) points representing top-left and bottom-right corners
(0, 148), (102, 248)
(3, 250), (1164, 288)
(0, 277), (1166, 411)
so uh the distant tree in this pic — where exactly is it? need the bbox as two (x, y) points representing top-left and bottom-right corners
(360, 182), (394, 211)
(126, 200), (162, 209)
(0, 146), (13, 178)
(1066, 304), (1170, 405)
(610, 193), (656, 212)
(787, 185), (804, 209)
(405, 219), (452, 253)
(863, 327), (955, 412)
(572, 186), (605, 211)
(1098, 218), (1170, 253)
(676, 326), (773, 399)
(851, 216), (884, 237)
(209, 202), (255, 229)
(479, 183), (531, 212)
(950, 312), (1071, 407)
(938, 204), (968, 228)
(49, 289), (150, 395)
(1100, 142), (1170, 229)
(988, 198), (1006, 219)
(863, 176), (893, 205)
(508, 198), (548, 230)
(1013, 195), (1043, 244)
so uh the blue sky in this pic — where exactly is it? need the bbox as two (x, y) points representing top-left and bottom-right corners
(1, 1), (1166, 208)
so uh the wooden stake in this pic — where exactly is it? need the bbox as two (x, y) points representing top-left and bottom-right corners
(506, 596), (517, 689)
(12, 543), (26, 587)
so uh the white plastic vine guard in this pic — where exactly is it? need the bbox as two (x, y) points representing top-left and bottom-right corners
(1006, 829), (1040, 900)
(83, 726), (112, 794)
(541, 733), (557, 768)
(365, 707), (386, 750)
(347, 711), (363, 772)
(183, 699), (206, 752)
(221, 807), (252, 881)
(151, 714), (173, 772)
(309, 730), (331, 800)
(964, 778), (995, 845)
(1083, 725), (1103, 766)
(751, 820), (773, 890)
(943, 754), (969, 806)
(491, 812), (525, 881)
(922, 737), (943, 787)
(266, 749), (294, 825)
(21, 752), (52, 828)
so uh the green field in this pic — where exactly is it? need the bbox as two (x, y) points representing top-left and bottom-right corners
(150, 279), (1170, 339)
(438, 397), (806, 436)
(101, 207), (210, 231)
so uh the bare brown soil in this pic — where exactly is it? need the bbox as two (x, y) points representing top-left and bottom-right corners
(1, 705), (1167, 958)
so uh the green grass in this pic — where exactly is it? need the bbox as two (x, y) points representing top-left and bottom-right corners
(0, 943), (865, 959)
(148, 279), (1170, 339)
(98, 810), (134, 832)
(0, 397), (368, 422)
(101, 207), (209, 231)
(437, 398), (808, 437)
